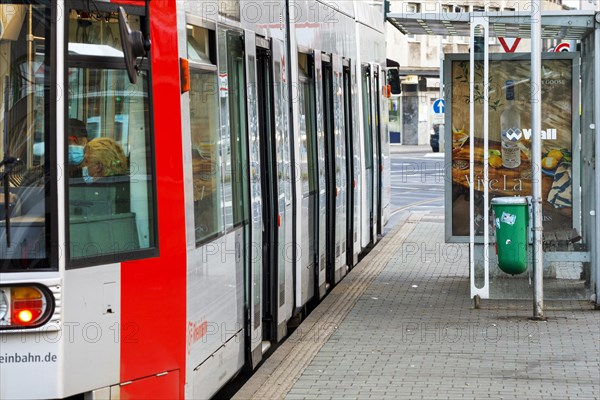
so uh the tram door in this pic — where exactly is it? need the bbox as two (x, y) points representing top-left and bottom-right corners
(314, 53), (328, 299)
(298, 53), (319, 304)
(244, 31), (264, 369)
(322, 57), (336, 286)
(361, 64), (375, 245)
(256, 40), (278, 353)
(322, 55), (347, 285)
(332, 54), (348, 282)
(373, 66), (383, 235)
(343, 60), (356, 267)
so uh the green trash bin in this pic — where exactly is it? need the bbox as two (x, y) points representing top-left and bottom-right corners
(491, 197), (529, 275)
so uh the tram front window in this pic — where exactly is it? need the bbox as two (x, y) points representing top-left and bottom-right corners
(66, 7), (156, 265)
(1, 3), (53, 271)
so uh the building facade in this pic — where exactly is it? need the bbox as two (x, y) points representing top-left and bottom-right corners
(385, 0), (587, 145)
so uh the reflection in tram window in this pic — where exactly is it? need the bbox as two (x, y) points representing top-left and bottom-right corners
(0, 3), (52, 270)
(273, 57), (289, 306)
(298, 53), (317, 196)
(274, 60), (291, 207)
(219, 28), (248, 229)
(362, 64), (373, 170)
(189, 69), (222, 243)
(66, 8), (156, 264)
(187, 24), (223, 244)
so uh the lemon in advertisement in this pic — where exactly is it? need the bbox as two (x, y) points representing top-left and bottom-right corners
(542, 156), (558, 170)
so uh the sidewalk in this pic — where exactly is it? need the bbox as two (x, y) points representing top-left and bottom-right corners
(233, 213), (600, 400)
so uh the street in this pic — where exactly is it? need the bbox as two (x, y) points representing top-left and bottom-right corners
(386, 145), (445, 233)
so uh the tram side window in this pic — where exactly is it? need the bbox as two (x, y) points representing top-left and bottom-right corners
(219, 28), (248, 229)
(362, 65), (373, 170)
(274, 59), (292, 207)
(66, 9), (156, 264)
(186, 25), (223, 244)
(298, 53), (317, 196)
(1, 3), (53, 271)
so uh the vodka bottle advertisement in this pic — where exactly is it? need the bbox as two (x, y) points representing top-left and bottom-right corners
(500, 80), (521, 169)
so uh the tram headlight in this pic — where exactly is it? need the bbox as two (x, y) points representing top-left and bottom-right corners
(0, 285), (54, 330)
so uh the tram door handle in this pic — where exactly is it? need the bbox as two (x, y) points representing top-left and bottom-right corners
(235, 232), (242, 262)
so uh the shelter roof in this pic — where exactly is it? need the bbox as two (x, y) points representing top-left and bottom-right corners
(386, 11), (598, 40)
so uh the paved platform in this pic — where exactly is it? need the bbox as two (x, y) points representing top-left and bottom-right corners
(232, 213), (600, 400)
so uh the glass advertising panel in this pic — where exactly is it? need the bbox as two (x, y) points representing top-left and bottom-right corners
(448, 54), (576, 239)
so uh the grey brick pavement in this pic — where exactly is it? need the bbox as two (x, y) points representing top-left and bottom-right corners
(234, 213), (600, 400)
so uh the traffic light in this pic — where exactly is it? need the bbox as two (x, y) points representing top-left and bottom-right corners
(388, 69), (401, 95)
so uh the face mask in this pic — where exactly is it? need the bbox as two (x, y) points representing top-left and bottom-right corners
(82, 166), (94, 183)
(68, 145), (85, 165)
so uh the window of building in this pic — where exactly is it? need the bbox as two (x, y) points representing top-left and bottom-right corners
(218, 0), (240, 22)
(453, 5), (467, 12)
(442, 5), (454, 14)
(405, 3), (420, 13)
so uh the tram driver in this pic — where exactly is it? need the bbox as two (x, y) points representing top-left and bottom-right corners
(67, 118), (89, 178)
(83, 137), (128, 179)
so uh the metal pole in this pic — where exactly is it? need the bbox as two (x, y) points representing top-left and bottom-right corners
(27, 5), (34, 168)
(2, 79), (11, 248)
(469, 17), (489, 301)
(594, 22), (600, 308)
(531, 1), (544, 319)
(438, 0), (445, 151)
(469, 19), (475, 301)
(483, 20), (490, 298)
(439, 37), (444, 150)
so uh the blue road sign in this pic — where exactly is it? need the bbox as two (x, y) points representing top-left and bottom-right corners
(432, 99), (445, 114)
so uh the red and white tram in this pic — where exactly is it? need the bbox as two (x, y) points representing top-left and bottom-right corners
(0, 1), (390, 398)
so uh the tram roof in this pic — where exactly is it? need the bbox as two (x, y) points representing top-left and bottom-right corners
(386, 10), (598, 40)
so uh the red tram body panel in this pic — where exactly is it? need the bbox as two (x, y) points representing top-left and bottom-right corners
(120, 1), (186, 396)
